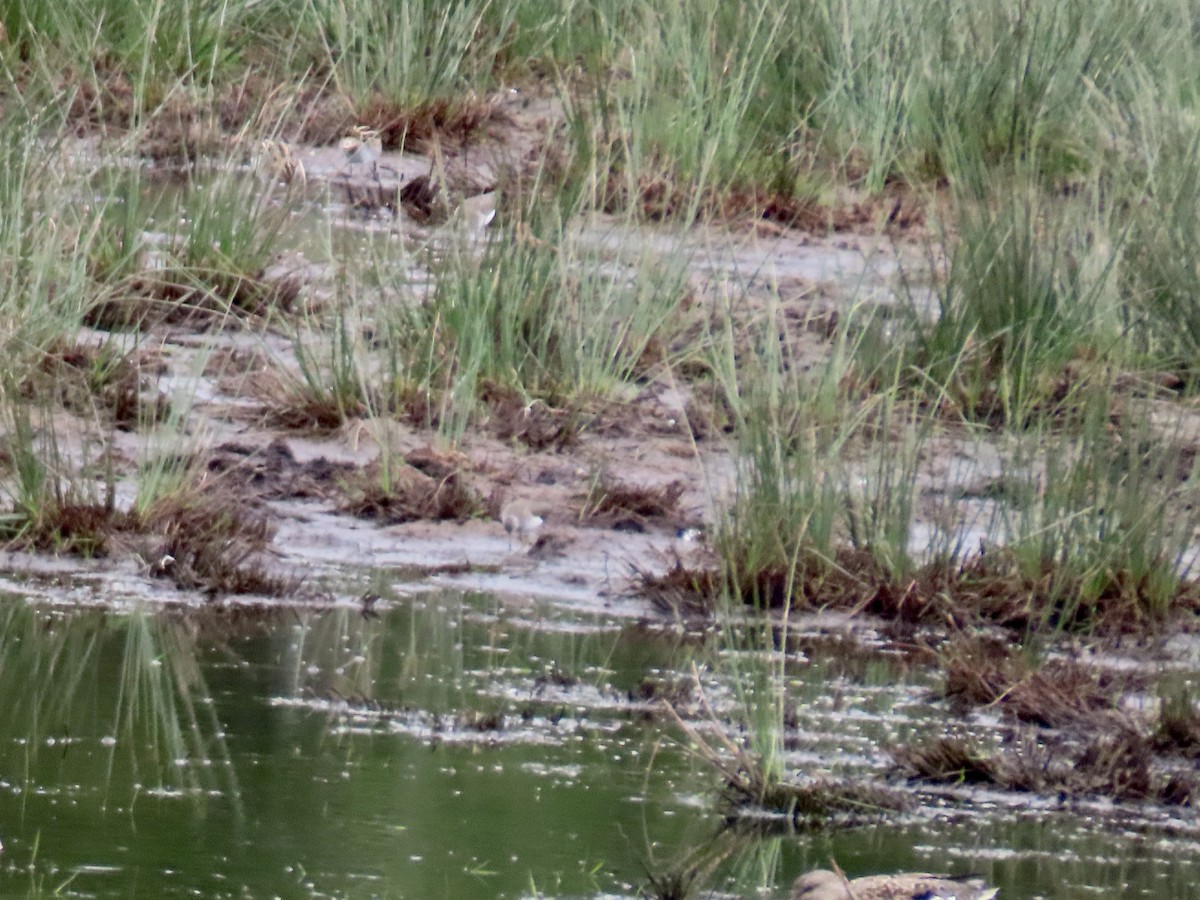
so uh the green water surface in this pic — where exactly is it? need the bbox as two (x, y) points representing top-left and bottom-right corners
(0, 592), (1196, 899)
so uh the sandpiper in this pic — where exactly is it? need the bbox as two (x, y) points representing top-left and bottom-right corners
(456, 191), (497, 232)
(790, 869), (998, 900)
(499, 498), (543, 548)
(340, 126), (382, 181)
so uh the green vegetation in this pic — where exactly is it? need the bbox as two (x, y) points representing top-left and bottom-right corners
(1, 0), (1198, 634)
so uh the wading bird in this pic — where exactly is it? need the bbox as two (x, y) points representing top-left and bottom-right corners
(499, 498), (543, 548)
(340, 126), (382, 181)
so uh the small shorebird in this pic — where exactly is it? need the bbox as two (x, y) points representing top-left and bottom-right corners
(499, 498), (544, 548)
(790, 869), (998, 900)
(456, 191), (497, 232)
(340, 126), (382, 181)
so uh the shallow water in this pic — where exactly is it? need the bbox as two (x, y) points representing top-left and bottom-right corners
(1, 590), (1197, 899)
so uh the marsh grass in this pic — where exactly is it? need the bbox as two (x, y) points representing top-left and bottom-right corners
(662, 671), (785, 814)
(85, 165), (297, 330)
(85, 170), (154, 286)
(160, 167), (296, 317)
(2, 0), (245, 117)
(1153, 682), (1200, 756)
(0, 394), (290, 594)
(562, 0), (806, 222)
(665, 661), (909, 828)
(280, 307), (376, 429)
(693, 280), (1197, 632)
(28, 338), (170, 431)
(0, 367), (125, 556)
(0, 109), (95, 361)
(868, 164), (1123, 428)
(348, 214), (693, 442)
(3, 0), (1198, 226)
(308, 0), (514, 145)
(1120, 114), (1200, 379)
(6, 2), (1200, 879)
(711, 295), (890, 609)
(994, 403), (1200, 630)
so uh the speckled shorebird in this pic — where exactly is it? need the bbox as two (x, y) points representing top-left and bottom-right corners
(340, 126), (382, 180)
(790, 869), (998, 900)
(499, 498), (543, 548)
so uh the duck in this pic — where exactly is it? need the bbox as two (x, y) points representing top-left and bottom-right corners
(790, 869), (998, 900)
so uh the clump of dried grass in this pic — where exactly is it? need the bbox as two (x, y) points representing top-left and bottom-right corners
(941, 637), (1132, 730)
(338, 460), (482, 524)
(895, 730), (1196, 806)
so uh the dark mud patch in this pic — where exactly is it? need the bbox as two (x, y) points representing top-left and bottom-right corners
(205, 438), (357, 501)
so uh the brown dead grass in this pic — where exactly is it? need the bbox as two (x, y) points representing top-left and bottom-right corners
(136, 93), (225, 163)
(895, 730), (1196, 806)
(7, 501), (136, 558)
(1, 483), (293, 597)
(262, 392), (367, 431)
(338, 459), (482, 524)
(26, 340), (170, 430)
(893, 735), (1049, 793)
(634, 558), (722, 619)
(582, 473), (685, 532)
(258, 376), (463, 436)
(596, 154), (926, 235)
(941, 637), (1135, 730)
(482, 385), (583, 450)
(142, 490), (294, 597)
(645, 543), (1200, 634)
(59, 68), (353, 157)
(355, 93), (502, 154)
(721, 776), (911, 830)
(85, 268), (301, 332)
